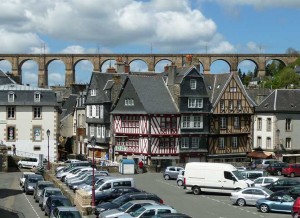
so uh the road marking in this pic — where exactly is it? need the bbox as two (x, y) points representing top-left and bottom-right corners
(19, 186), (40, 218)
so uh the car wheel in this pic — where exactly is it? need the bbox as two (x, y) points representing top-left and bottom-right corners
(35, 198), (38, 203)
(292, 212), (298, 218)
(177, 180), (183, 186)
(259, 204), (269, 213)
(18, 164), (22, 168)
(237, 198), (246, 206)
(164, 175), (170, 180)
(291, 173), (295, 177)
(193, 187), (201, 195)
(277, 171), (282, 176)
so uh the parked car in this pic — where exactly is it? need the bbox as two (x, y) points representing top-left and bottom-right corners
(282, 163), (300, 177)
(256, 193), (294, 213)
(152, 213), (192, 218)
(18, 157), (40, 169)
(44, 195), (73, 216)
(240, 170), (268, 180)
(236, 166), (247, 171)
(23, 174), (44, 194)
(163, 166), (184, 180)
(292, 197), (300, 218)
(273, 186), (300, 200)
(230, 187), (273, 206)
(264, 178), (300, 192)
(176, 169), (185, 186)
(50, 206), (82, 218)
(265, 162), (288, 176)
(72, 174), (109, 191)
(253, 177), (279, 187)
(64, 167), (93, 184)
(39, 187), (63, 210)
(19, 172), (35, 187)
(96, 192), (163, 213)
(99, 200), (159, 218)
(33, 181), (55, 202)
(95, 186), (141, 205)
(253, 159), (281, 169)
(118, 204), (177, 218)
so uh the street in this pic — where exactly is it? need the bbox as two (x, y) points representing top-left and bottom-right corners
(0, 170), (293, 218)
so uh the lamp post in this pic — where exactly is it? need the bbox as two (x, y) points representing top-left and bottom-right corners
(46, 129), (50, 170)
(91, 136), (96, 208)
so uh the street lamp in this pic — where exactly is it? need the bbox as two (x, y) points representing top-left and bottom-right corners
(91, 136), (96, 209)
(46, 129), (50, 170)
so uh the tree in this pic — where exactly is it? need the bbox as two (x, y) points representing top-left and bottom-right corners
(253, 66), (258, 78)
(286, 47), (299, 54)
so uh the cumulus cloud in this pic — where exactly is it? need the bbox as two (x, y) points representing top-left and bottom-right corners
(246, 42), (265, 53)
(0, 0), (235, 54)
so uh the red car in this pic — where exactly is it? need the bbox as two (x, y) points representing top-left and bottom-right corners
(282, 164), (300, 177)
(292, 197), (300, 218)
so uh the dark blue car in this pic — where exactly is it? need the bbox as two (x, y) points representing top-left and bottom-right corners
(44, 195), (73, 216)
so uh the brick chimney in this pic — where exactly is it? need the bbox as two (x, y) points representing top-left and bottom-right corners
(106, 66), (116, 73)
(167, 63), (177, 86)
(186, 54), (193, 66)
(124, 62), (130, 73)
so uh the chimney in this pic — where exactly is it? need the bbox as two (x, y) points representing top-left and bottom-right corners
(116, 56), (125, 73)
(106, 66), (116, 73)
(124, 62), (130, 73)
(186, 54), (193, 66)
(167, 63), (177, 86)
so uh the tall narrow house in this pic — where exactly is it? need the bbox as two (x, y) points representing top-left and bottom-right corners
(204, 73), (256, 162)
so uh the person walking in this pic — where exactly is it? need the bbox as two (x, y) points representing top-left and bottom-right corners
(138, 160), (144, 174)
(12, 144), (16, 156)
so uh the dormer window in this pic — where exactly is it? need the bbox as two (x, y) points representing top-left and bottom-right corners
(34, 92), (41, 102)
(190, 79), (196, 90)
(8, 92), (14, 102)
(125, 98), (134, 106)
(91, 89), (96, 96)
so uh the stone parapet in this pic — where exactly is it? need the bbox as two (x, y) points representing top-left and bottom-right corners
(0, 146), (8, 172)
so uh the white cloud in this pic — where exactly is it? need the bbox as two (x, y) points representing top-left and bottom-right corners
(61, 46), (86, 54)
(22, 72), (38, 86)
(246, 42), (265, 53)
(49, 72), (65, 86)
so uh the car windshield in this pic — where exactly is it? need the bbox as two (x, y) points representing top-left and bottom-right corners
(39, 184), (54, 189)
(232, 170), (244, 180)
(112, 195), (128, 206)
(53, 199), (72, 207)
(130, 207), (146, 217)
(118, 201), (133, 212)
(95, 180), (105, 189)
(59, 211), (81, 218)
(28, 178), (43, 183)
(46, 190), (62, 197)
(282, 195), (294, 202)
(261, 188), (274, 195)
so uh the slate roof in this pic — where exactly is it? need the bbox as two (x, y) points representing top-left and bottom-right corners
(112, 75), (178, 114)
(85, 72), (127, 104)
(0, 70), (15, 85)
(245, 88), (272, 105)
(0, 84), (57, 106)
(60, 94), (77, 120)
(255, 89), (300, 112)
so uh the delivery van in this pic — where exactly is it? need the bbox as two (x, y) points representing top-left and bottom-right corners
(184, 162), (254, 195)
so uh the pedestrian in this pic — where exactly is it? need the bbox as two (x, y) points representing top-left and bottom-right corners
(251, 161), (256, 170)
(138, 160), (144, 174)
(12, 144), (16, 156)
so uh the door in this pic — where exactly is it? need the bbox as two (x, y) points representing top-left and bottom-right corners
(251, 189), (266, 205)
(222, 171), (235, 192)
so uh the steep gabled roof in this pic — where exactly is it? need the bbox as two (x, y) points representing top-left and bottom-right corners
(0, 70), (16, 85)
(256, 89), (300, 112)
(112, 75), (178, 114)
(60, 94), (77, 120)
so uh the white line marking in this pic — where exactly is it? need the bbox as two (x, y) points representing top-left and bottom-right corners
(19, 186), (40, 218)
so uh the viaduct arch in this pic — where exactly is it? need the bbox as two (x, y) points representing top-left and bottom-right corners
(0, 54), (298, 88)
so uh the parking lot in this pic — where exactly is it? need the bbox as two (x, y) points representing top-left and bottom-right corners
(0, 169), (295, 218)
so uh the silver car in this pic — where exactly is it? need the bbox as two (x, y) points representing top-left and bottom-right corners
(163, 166), (184, 180)
(118, 204), (177, 218)
(230, 187), (273, 206)
(176, 169), (185, 186)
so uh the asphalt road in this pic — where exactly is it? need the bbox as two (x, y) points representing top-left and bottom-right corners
(0, 170), (293, 218)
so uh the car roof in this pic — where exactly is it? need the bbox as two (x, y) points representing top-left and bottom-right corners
(48, 195), (68, 200)
(141, 204), (173, 209)
(27, 174), (43, 178)
(44, 187), (61, 191)
(23, 172), (35, 175)
(37, 181), (53, 184)
(55, 207), (79, 212)
(155, 213), (192, 218)
(127, 199), (158, 204)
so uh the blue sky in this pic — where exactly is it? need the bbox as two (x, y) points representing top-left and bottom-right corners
(0, 0), (299, 86)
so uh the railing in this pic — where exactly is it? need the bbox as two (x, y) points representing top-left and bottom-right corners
(9, 149), (56, 163)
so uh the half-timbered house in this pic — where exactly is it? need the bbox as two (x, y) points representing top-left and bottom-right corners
(164, 65), (210, 163)
(204, 72), (256, 162)
(111, 75), (180, 166)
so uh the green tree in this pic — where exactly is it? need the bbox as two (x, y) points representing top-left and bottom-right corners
(254, 66), (258, 78)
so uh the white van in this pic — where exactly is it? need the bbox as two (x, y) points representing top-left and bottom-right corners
(88, 177), (135, 194)
(184, 162), (253, 195)
(18, 157), (39, 169)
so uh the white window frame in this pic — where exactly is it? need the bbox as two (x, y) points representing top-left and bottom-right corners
(102, 126), (105, 138)
(257, 136), (262, 147)
(34, 92), (41, 102)
(230, 87), (237, 92)
(188, 98), (203, 108)
(100, 105), (104, 119)
(181, 137), (189, 149)
(237, 100), (242, 111)
(234, 116), (240, 129)
(190, 79), (196, 90)
(96, 105), (99, 118)
(220, 100), (225, 111)
(8, 92), (14, 102)
(91, 89), (96, 96)
(232, 137), (238, 148)
(220, 117), (226, 129)
(219, 137), (225, 149)
(267, 118), (272, 132)
(229, 100), (233, 111)
(257, 118), (262, 131)
(33, 107), (42, 119)
(191, 137), (199, 148)
(193, 115), (203, 128)
(7, 106), (15, 119)
(125, 98), (134, 106)
(286, 138), (292, 149)
(182, 116), (190, 128)
(97, 125), (101, 138)
(90, 125), (95, 136)
(266, 137), (271, 148)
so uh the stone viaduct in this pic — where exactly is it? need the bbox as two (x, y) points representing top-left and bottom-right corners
(0, 53), (298, 87)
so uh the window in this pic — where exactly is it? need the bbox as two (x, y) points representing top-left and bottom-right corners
(218, 137), (225, 149)
(188, 98), (203, 108)
(237, 100), (242, 111)
(234, 116), (240, 129)
(257, 136), (262, 147)
(125, 98), (134, 106)
(100, 105), (104, 119)
(228, 100), (233, 111)
(232, 137), (238, 148)
(194, 116), (203, 128)
(7, 126), (15, 141)
(96, 105), (99, 117)
(33, 126), (42, 141)
(286, 138), (292, 149)
(160, 117), (177, 129)
(230, 87), (237, 92)
(7, 106), (15, 119)
(33, 145), (41, 151)
(34, 92), (41, 102)
(182, 116), (190, 128)
(8, 92), (14, 102)
(181, 137), (189, 149)
(191, 137), (199, 149)
(257, 118), (262, 131)
(91, 89), (96, 96)
(181, 115), (203, 129)
(90, 125), (94, 136)
(121, 116), (139, 128)
(266, 137), (271, 148)
(220, 100), (225, 111)
(190, 79), (196, 89)
(220, 117), (227, 129)
(33, 107), (42, 119)
(267, 118), (272, 131)
(89, 106), (92, 117)
(286, 118), (292, 131)
(159, 138), (175, 148)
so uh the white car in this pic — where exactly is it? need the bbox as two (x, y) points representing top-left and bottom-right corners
(39, 187), (63, 210)
(253, 177), (279, 187)
(19, 172), (35, 187)
(18, 157), (39, 169)
(118, 204), (177, 218)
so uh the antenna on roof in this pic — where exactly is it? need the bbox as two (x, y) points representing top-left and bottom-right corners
(150, 43), (153, 54)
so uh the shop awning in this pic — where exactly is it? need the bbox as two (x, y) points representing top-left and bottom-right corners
(247, 151), (275, 159)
